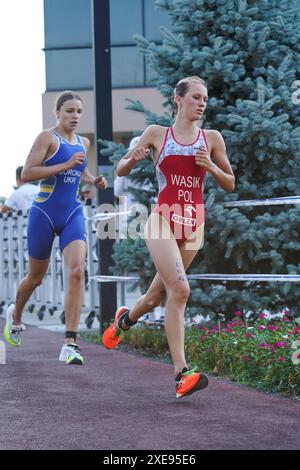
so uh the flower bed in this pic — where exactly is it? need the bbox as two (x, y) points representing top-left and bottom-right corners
(82, 311), (300, 399)
(186, 311), (300, 398)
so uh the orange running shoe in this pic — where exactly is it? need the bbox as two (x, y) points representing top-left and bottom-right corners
(175, 367), (208, 398)
(102, 306), (130, 350)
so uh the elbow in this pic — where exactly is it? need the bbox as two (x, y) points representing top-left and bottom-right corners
(21, 169), (29, 183)
(21, 168), (36, 183)
(228, 176), (235, 192)
(116, 166), (126, 177)
(224, 182), (235, 193)
(21, 169), (30, 183)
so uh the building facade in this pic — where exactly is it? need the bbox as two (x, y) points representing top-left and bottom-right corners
(43, 0), (171, 171)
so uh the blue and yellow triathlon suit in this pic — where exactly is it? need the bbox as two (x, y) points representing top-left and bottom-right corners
(27, 130), (87, 260)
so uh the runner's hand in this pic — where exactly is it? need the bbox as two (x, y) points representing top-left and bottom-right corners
(130, 147), (150, 162)
(195, 146), (215, 172)
(67, 152), (85, 169)
(94, 175), (108, 190)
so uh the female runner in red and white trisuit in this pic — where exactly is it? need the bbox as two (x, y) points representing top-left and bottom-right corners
(103, 76), (235, 398)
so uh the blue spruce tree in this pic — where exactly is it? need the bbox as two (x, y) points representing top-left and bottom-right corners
(102, 0), (300, 320)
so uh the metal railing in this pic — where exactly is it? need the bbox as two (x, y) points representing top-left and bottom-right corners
(0, 204), (100, 327)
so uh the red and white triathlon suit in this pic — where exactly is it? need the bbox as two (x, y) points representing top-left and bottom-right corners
(153, 126), (208, 246)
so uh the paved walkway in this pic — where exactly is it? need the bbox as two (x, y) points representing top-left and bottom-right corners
(0, 318), (300, 450)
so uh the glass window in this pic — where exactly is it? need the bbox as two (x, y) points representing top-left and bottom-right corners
(144, 0), (172, 42)
(45, 49), (93, 90)
(44, 0), (92, 48)
(110, 0), (142, 45)
(111, 46), (144, 87)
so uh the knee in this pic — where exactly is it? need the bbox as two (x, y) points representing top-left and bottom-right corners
(169, 283), (190, 304)
(68, 266), (85, 283)
(27, 274), (44, 289)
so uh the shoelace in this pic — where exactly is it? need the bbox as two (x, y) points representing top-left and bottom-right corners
(114, 326), (122, 337)
(176, 368), (198, 388)
(116, 310), (132, 332)
(176, 377), (185, 389)
(68, 344), (81, 353)
(11, 324), (26, 334)
(114, 316), (126, 336)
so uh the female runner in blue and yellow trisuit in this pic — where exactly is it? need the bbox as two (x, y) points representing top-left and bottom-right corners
(4, 91), (107, 365)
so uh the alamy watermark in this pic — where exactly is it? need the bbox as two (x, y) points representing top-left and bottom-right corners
(93, 201), (205, 246)
(291, 339), (300, 365)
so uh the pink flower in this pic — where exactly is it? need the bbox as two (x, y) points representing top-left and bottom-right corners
(245, 333), (254, 339)
(234, 311), (242, 317)
(257, 343), (272, 349)
(225, 328), (233, 333)
(257, 325), (266, 331)
(241, 355), (250, 362)
(259, 313), (268, 319)
(292, 327), (300, 335)
(274, 341), (285, 348)
(208, 329), (217, 334)
(278, 357), (286, 362)
(232, 319), (243, 326)
(199, 336), (207, 342)
(267, 325), (279, 331)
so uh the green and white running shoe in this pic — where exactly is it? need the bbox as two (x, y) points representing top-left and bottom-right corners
(4, 303), (26, 347)
(59, 343), (84, 365)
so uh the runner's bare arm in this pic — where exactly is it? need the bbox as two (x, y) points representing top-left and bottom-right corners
(22, 132), (83, 182)
(116, 125), (164, 176)
(80, 138), (107, 189)
(201, 130), (235, 192)
(80, 138), (93, 183)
